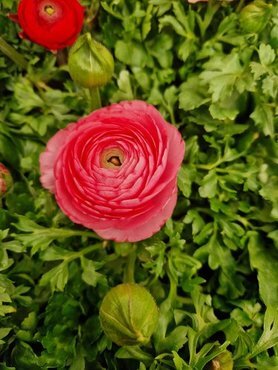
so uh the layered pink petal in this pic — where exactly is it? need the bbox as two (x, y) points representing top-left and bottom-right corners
(39, 123), (75, 192)
(40, 100), (185, 242)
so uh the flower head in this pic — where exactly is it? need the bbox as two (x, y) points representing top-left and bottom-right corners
(14, 0), (84, 50)
(0, 163), (13, 197)
(40, 101), (185, 242)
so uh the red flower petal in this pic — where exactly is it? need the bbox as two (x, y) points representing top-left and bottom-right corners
(16, 0), (84, 50)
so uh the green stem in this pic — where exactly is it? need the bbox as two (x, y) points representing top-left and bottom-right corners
(57, 243), (103, 266)
(84, 0), (101, 30)
(70, 243), (103, 262)
(123, 245), (137, 283)
(89, 86), (101, 111)
(46, 228), (100, 239)
(195, 160), (222, 171)
(166, 264), (177, 303)
(236, 0), (245, 13)
(0, 36), (28, 70)
(176, 295), (193, 305)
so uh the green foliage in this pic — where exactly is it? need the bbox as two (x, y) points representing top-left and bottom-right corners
(0, 0), (277, 369)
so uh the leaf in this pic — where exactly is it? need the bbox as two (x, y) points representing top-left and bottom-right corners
(178, 165), (197, 198)
(0, 125), (21, 167)
(40, 263), (69, 292)
(172, 351), (190, 370)
(111, 70), (134, 102)
(40, 246), (74, 261)
(250, 61), (268, 80)
(115, 41), (149, 67)
(80, 257), (104, 287)
(183, 210), (205, 236)
(251, 103), (274, 137)
(142, 240), (166, 279)
(21, 312), (37, 330)
(69, 349), (85, 370)
(199, 170), (218, 199)
(259, 175), (278, 219)
(142, 4), (153, 40)
(251, 306), (278, 358)
(14, 78), (44, 113)
(201, 54), (243, 102)
(0, 364), (16, 370)
(12, 342), (41, 370)
(248, 232), (278, 308)
(0, 327), (12, 344)
(159, 15), (186, 37)
(12, 215), (94, 255)
(258, 44), (276, 66)
(157, 325), (188, 353)
(39, 293), (81, 367)
(179, 76), (209, 111)
(262, 75), (278, 98)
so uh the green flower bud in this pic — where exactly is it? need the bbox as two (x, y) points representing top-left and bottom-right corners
(68, 33), (114, 88)
(99, 283), (159, 346)
(0, 163), (13, 197)
(239, 1), (272, 34)
(207, 351), (233, 370)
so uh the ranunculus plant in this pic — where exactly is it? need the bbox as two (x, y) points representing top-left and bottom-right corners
(40, 101), (185, 242)
(12, 0), (84, 50)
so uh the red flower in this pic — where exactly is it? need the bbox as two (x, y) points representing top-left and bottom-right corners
(0, 163), (13, 196)
(40, 101), (185, 242)
(14, 0), (84, 50)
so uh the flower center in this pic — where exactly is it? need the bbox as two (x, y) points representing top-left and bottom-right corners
(44, 5), (55, 15)
(107, 156), (122, 166)
(100, 148), (125, 169)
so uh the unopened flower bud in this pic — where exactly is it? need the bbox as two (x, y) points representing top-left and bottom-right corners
(208, 351), (233, 370)
(68, 33), (114, 88)
(0, 163), (13, 197)
(239, 1), (272, 34)
(99, 283), (159, 346)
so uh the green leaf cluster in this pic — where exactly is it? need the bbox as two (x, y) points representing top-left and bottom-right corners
(0, 0), (277, 369)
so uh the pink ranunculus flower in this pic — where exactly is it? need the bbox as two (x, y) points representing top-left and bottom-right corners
(40, 101), (185, 242)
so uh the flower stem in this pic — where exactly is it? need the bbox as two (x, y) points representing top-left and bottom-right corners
(69, 243), (103, 262)
(89, 86), (101, 111)
(56, 49), (68, 66)
(124, 245), (137, 283)
(0, 36), (28, 70)
(236, 0), (245, 13)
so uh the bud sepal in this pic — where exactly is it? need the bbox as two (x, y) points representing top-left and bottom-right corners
(99, 283), (159, 346)
(239, 1), (272, 34)
(68, 33), (114, 89)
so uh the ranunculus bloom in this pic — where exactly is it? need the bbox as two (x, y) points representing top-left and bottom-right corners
(40, 101), (185, 242)
(14, 0), (84, 50)
(0, 163), (13, 196)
